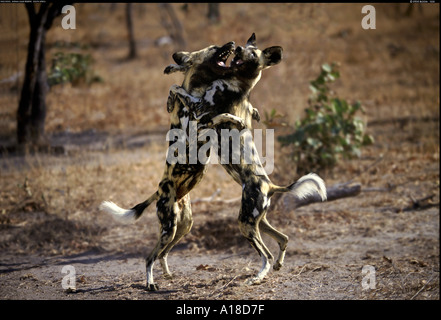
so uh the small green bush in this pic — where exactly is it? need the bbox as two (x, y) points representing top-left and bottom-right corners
(276, 62), (374, 174)
(48, 52), (102, 86)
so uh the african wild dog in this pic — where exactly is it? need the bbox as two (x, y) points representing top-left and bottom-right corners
(100, 40), (259, 291)
(167, 33), (327, 285)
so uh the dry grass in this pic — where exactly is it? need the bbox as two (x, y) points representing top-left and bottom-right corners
(1, 4), (439, 135)
(1, 1), (439, 254)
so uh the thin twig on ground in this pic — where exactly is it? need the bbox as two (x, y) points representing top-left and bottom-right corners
(410, 273), (438, 300)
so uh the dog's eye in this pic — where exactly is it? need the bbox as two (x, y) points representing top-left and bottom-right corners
(250, 52), (256, 58)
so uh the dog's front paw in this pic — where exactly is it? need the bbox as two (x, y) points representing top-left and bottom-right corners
(164, 65), (174, 74)
(167, 95), (175, 113)
(169, 84), (182, 93)
(230, 116), (246, 130)
(252, 108), (261, 122)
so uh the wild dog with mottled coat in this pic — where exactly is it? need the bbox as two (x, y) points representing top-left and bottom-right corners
(167, 34), (327, 285)
(101, 41), (256, 291)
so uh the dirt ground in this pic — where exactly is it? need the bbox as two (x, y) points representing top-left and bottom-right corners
(0, 122), (438, 301)
(0, 4), (439, 301)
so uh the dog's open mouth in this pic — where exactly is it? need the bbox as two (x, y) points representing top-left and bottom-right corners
(215, 42), (235, 68)
(231, 47), (245, 67)
(231, 56), (244, 67)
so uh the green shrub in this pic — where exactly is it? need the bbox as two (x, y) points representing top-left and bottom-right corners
(48, 52), (102, 86)
(276, 62), (374, 174)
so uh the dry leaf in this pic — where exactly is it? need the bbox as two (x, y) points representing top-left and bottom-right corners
(196, 264), (216, 271)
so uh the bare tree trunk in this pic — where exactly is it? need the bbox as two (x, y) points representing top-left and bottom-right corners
(17, 3), (69, 146)
(207, 3), (220, 24)
(17, 4), (48, 145)
(126, 3), (137, 60)
(30, 28), (48, 143)
(158, 3), (186, 50)
(404, 3), (423, 17)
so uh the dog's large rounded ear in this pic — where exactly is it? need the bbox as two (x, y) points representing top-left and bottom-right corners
(263, 46), (283, 68)
(172, 51), (191, 65)
(246, 33), (257, 47)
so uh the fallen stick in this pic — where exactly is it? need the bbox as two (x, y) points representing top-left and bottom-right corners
(410, 273), (438, 300)
(292, 183), (362, 209)
(369, 115), (439, 127)
(197, 183), (364, 209)
(402, 194), (438, 212)
(191, 188), (222, 204)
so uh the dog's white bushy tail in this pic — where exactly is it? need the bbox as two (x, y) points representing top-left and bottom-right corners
(99, 201), (137, 224)
(100, 192), (159, 224)
(289, 173), (327, 202)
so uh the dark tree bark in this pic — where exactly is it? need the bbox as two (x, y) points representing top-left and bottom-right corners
(158, 3), (186, 50)
(17, 3), (70, 146)
(126, 3), (137, 60)
(404, 3), (423, 17)
(207, 3), (220, 24)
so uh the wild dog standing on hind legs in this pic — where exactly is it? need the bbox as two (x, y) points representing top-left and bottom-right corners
(100, 41), (257, 291)
(168, 34), (327, 285)
(100, 34), (327, 290)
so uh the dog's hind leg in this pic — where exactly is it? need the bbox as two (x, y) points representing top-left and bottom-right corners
(158, 194), (193, 279)
(259, 215), (289, 271)
(210, 113), (246, 129)
(239, 217), (273, 285)
(238, 184), (274, 285)
(145, 195), (179, 291)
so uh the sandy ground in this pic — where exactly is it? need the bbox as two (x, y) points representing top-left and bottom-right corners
(0, 119), (439, 301)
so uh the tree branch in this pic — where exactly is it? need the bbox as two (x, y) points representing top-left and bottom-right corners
(291, 183), (361, 209)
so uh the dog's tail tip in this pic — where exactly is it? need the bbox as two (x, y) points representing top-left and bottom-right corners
(290, 173), (327, 202)
(99, 201), (137, 224)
